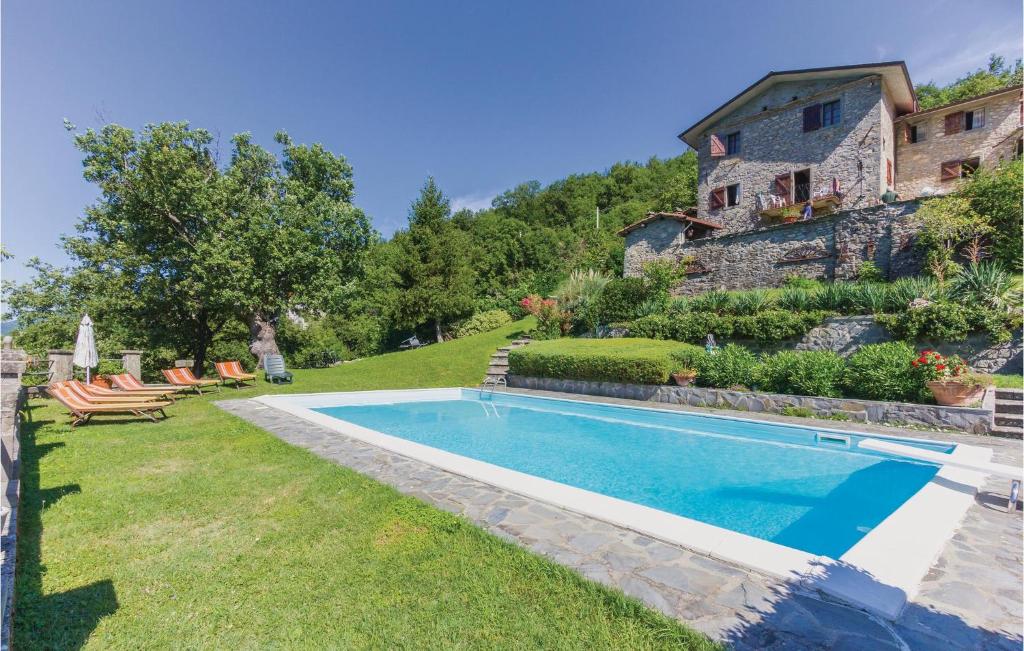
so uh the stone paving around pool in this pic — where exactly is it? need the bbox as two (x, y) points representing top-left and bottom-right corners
(216, 390), (1022, 651)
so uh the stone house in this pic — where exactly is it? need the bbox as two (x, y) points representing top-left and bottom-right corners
(620, 61), (1022, 291)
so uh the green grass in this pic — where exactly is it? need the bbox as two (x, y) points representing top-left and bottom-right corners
(522, 337), (700, 357)
(991, 373), (1024, 389)
(16, 318), (718, 650)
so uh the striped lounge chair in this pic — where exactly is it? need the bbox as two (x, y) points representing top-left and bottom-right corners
(161, 367), (221, 394)
(215, 361), (256, 388)
(48, 383), (170, 427)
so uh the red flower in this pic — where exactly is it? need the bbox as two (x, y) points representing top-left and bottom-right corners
(936, 364), (946, 371)
(911, 360), (919, 367)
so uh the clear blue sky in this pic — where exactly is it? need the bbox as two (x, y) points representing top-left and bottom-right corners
(3, 0), (1021, 283)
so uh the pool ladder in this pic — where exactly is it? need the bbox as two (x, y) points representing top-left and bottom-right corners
(481, 376), (506, 397)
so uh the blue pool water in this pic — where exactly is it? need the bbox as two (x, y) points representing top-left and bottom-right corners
(315, 391), (951, 558)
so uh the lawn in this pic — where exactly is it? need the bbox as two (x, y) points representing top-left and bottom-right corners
(15, 318), (718, 650)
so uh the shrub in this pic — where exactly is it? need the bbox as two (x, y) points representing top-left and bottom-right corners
(856, 261), (884, 282)
(207, 337), (255, 372)
(780, 406), (814, 418)
(753, 350), (846, 397)
(453, 309), (513, 338)
(627, 314), (672, 339)
(521, 295), (570, 339)
(598, 278), (654, 323)
(731, 289), (777, 315)
(887, 276), (946, 309)
(681, 344), (758, 389)
(852, 283), (890, 314)
(966, 305), (1022, 344)
(689, 290), (733, 315)
(783, 274), (821, 290)
(812, 282), (859, 313)
(731, 310), (828, 343)
(877, 302), (971, 342)
(279, 320), (351, 368)
(508, 339), (697, 385)
(778, 287), (813, 312)
(670, 312), (734, 343)
(844, 341), (924, 402)
(949, 262), (1020, 312)
(554, 269), (612, 334)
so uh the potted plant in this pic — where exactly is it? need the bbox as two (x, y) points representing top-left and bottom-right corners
(780, 206), (801, 224)
(671, 368), (698, 386)
(913, 350), (992, 406)
(91, 360), (124, 389)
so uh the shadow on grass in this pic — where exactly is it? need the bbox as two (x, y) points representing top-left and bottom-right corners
(14, 410), (119, 649)
(719, 559), (1022, 650)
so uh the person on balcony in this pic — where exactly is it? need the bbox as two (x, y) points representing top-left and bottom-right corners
(801, 201), (813, 220)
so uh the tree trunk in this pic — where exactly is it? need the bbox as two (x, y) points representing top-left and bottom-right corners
(434, 319), (443, 344)
(247, 312), (281, 369)
(192, 312), (212, 378)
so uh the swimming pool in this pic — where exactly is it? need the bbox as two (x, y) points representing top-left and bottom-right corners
(257, 388), (991, 617)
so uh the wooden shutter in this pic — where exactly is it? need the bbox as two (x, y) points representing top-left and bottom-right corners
(710, 134), (726, 157)
(944, 111), (963, 135)
(709, 187), (726, 209)
(940, 160), (961, 181)
(803, 104), (822, 132)
(886, 159), (893, 185)
(774, 173), (792, 199)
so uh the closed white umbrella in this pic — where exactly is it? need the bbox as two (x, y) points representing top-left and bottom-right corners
(72, 314), (99, 383)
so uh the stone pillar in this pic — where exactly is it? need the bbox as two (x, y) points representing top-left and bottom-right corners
(47, 350), (73, 383)
(0, 346), (27, 511)
(120, 350), (143, 380)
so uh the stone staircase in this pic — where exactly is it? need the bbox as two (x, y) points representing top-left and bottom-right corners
(483, 336), (531, 385)
(992, 388), (1023, 438)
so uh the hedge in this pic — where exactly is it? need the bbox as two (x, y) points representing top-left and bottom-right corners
(508, 338), (699, 385)
(628, 310), (830, 344)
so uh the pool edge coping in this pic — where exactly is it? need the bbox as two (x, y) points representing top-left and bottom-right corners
(253, 388), (992, 619)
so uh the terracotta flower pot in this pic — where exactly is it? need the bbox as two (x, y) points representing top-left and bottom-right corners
(672, 372), (697, 387)
(91, 375), (113, 389)
(926, 380), (986, 407)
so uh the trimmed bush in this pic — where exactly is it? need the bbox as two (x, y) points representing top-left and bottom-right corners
(454, 309), (513, 338)
(753, 350), (846, 397)
(627, 314), (672, 339)
(509, 338), (698, 385)
(731, 310), (828, 343)
(627, 310), (828, 344)
(843, 341), (924, 403)
(673, 344), (758, 389)
(876, 302), (971, 342)
(597, 278), (654, 323)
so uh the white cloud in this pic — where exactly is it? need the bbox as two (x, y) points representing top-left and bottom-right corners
(911, 25), (1022, 84)
(450, 191), (497, 213)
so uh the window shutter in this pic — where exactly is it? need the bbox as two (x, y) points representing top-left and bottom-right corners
(944, 111), (963, 135)
(902, 124), (911, 143)
(940, 160), (961, 181)
(973, 108), (985, 128)
(709, 187), (726, 209)
(710, 134), (726, 157)
(886, 159), (893, 186)
(774, 173), (792, 199)
(803, 104), (822, 132)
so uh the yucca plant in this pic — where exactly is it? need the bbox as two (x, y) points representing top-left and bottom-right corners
(732, 289), (777, 315)
(812, 282), (858, 313)
(689, 290), (733, 314)
(853, 283), (890, 314)
(554, 269), (612, 334)
(950, 262), (1021, 312)
(667, 296), (691, 316)
(778, 287), (812, 312)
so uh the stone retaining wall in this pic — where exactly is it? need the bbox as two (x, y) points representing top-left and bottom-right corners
(796, 315), (1023, 374)
(0, 343), (26, 651)
(507, 375), (994, 434)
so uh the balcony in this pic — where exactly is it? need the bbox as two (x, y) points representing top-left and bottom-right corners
(758, 183), (842, 221)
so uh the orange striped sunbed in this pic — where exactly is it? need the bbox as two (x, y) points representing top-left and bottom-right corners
(161, 367), (221, 394)
(110, 373), (182, 394)
(80, 376), (177, 402)
(215, 361), (256, 388)
(48, 383), (170, 427)
(65, 380), (165, 405)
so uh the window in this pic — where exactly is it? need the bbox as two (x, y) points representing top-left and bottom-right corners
(821, 100), (841, 127)
(940, 158), (980, 181)
(964, 108), (985, 131)
(906, 124), (924, 143)
(709, 187), (726, 209)
(726, 183), (741, 207)
(726, 131), (741, 155)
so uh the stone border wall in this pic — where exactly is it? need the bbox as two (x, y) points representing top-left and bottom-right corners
(0, 344), (26, 651)
(507, 375), (994, 435)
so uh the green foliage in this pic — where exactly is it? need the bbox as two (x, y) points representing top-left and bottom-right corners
(597, 277), (656, 323)
(886, 276), (946, 309)
(960, 158), (1023, 270)
(780, 406), (814, 418)
(453, 309), (514, 339)
(778, 288), (813, 312)
(508, 338), (697, 384)
(688, 290), (733, 315)
(877, 302), (972, 342)
(731, 289), (776, 315)
(276, 318), (351, 368)
(627, 310), (827, 344)
(554, 269), (612, 334)
(731, 311), (828, 343)
(844, 341), (924, 403)
(856, 261), (884, 283)
(914, 195), (992, 280)
(915, 55), (1023, 109)
(753, 350), (846, 397)
(949, 262), (1020, 312)
(675, 344), (758, 389)
(783, 275), (822, 290)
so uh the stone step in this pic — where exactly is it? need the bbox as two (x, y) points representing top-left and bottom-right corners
(995, 400), (1024, 414)
(995, 388), (1023, 402)
(488, 357), (509, 366)
(994, 415), (1023, 429)
(491, 351), (509, 359)
(486, 366), (509, 376)
(990, 424), (1023, 439)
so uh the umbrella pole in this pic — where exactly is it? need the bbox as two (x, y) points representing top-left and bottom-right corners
(86, 367), (90, 383)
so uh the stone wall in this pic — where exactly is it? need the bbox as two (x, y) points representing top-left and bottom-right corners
(624, 200), (923, 290)
(507, 375), (994, 434)
(895, 87), (1022, 199)
(696, 75), (885, 233)
(797, 315), (1024, 374)
(0, 343), (26, 651)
